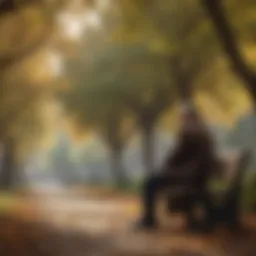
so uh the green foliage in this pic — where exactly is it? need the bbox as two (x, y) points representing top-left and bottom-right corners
(117, 0), (256, 107)
(244, 172), (256, 212)
(108, 178), (143, 195)
(0, 192), (16, 213)
(0, 0), (63, 163)
(225, 0), (256, 45)
(62, 29), (176, 140)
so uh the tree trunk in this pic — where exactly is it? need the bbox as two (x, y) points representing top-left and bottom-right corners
(202, 0), (256, 107)
(110, 148), (128, 186)
(142, 125), (155, 175)
(0, 140), (17, 190)
(170, 56), (193, 102)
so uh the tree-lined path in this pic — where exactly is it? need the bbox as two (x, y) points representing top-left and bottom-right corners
(1, 188), (256, 256)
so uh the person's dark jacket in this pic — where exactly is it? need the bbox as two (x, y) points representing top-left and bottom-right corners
(163, 128), (217, 186)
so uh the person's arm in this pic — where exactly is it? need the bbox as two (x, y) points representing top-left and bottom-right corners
(166, 136), (214, 179)
(162, 136), (190, 170)
(161, 144), (183, 174)
(165, 155), (202, 178)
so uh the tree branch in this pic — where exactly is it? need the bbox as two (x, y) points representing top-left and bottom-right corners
(0, 0), (57, 73)
(202, 0), (256, 105)
(0, 26), (52, 73)
(170, 56), (192, 101)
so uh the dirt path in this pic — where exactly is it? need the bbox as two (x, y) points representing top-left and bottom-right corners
(1, 190), (256, 256)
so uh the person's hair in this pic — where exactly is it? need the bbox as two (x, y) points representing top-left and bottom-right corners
(179, 102), (208, 137)
(181, 102), (201, 121)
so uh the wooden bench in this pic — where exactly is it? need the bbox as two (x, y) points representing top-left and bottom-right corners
(165, 149), (252, 231)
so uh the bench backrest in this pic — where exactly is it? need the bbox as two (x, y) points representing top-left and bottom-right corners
(215, 149), (252, 191)
(230, 149), (251, 191)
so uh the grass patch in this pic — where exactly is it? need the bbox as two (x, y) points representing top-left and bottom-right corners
(79, 179), (144, 197)
(0, 192), (18, 214)
(112, 180), (143, 195)
(243, 171), (256, 212)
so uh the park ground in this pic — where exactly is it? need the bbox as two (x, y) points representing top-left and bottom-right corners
(0, 187), (256, 256)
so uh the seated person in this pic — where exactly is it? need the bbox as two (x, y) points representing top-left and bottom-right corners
(136, 103), (218, 229)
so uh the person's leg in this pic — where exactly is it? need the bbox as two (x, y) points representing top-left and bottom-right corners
(141, 175), (163, 226)
(220, 188), (241, 231)
(138, 174), (186, 228)
(186, 188), (216, 232)
(201, 188), (216, 230)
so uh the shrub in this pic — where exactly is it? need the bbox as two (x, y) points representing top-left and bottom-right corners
(243, 171), (256, 212)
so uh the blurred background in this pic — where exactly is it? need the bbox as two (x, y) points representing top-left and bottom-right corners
(0, 0), (255, 255)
